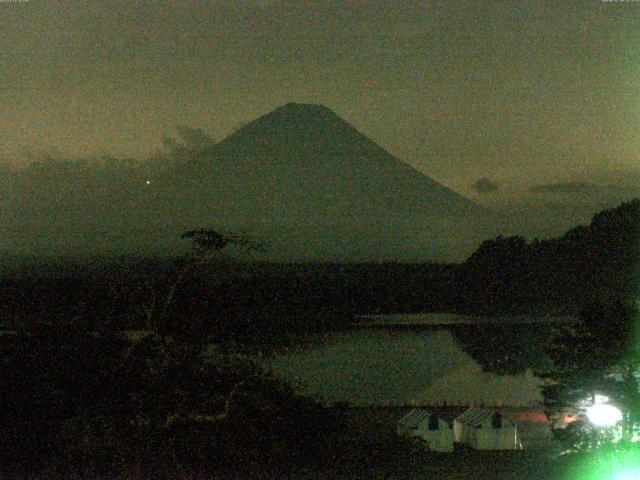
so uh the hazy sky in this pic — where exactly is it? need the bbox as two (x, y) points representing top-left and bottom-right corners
(0, 0), (638, 196)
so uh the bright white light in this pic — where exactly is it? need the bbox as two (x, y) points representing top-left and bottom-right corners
(613, 467), (640, 480)
(586, 403), (623, 427)
(145, 180), (151, 185)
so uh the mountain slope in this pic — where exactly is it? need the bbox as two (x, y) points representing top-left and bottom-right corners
(212, 102), (481, 218)
(151, 102), (496, 261)
(2, 103), (499, 261)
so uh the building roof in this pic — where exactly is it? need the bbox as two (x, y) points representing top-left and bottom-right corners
(455, 407), (512, 428)
(398, 409), (435, 429)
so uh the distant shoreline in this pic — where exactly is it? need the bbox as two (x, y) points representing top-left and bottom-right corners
(354, 313), (577, 326)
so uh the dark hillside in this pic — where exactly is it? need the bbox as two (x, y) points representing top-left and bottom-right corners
(1, 103), (498, 262)
(0, 260), (456, 342)
(456, 198), (640, 313)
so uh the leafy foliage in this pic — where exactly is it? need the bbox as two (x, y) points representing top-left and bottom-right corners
(0, 325), (348, 477)
(0, 230), (347, 478)
(181, 229), (261, 255)
(543, 301), (640, 456)
(458, 198), (640, 313)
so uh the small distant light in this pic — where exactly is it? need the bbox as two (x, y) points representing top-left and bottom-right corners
(586, 403), (623, 427)
(145, 180), (151, 185)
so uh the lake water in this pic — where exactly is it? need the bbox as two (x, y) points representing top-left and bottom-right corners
(268, 315), (560, 407)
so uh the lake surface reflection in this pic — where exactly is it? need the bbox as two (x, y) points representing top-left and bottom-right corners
(269, 326), (546, 407)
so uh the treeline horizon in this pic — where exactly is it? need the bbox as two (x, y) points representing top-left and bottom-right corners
(456, 197), (639, 313)
(2, 198), (637, 342)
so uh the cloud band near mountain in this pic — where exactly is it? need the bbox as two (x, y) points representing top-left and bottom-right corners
(529, 181), (602, 194)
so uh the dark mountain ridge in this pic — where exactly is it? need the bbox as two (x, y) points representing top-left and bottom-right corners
(151, 102), (496, 261)
(213, 102), (480, 215)
(3, 103), (497, 261)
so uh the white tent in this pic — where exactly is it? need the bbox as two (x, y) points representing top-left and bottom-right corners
(453, 407), (519, 450)
(396, 409), (454, 452)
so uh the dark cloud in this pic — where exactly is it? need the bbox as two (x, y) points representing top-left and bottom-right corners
(161, 125), (216, 161)
(472, 177), (500, 194)
(529, 181), (602, 194)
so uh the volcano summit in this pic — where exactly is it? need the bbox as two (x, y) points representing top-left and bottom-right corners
(4, 103), (498, 261)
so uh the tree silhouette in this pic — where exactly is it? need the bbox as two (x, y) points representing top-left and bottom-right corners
(141, 229), (261, 338)
(458, 198), (640, 313)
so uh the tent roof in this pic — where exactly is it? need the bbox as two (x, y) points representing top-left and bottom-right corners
(455, 407), (512, 428)
(398, 409), (439, 429)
